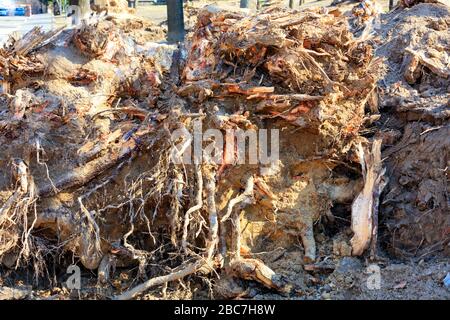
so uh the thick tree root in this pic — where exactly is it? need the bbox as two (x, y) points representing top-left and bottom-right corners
(112, 167), (287, 299)
(181, 164), (203, 252)
(299, 216), (316, 263)
(113, 260), (204, 300)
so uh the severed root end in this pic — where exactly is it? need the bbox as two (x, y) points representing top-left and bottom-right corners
(98, 254), (115, 285)
(300, 218), (316, 263)
(229, 258), (287, 292)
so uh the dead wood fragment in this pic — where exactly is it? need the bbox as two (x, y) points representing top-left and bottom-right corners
(262, 94), (324, 101)
(10, 26), (65, 56)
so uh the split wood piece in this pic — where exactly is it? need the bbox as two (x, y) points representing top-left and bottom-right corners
(223, 84), (274, 96)
(222, 83), (324, 103)
(260, 93), (324, 102)
(256, 98), (320, 117)
(92, 107), (150, 122)
(254, 177), (276, 200)
(177, 80), (219, 98)
(351, 138), (386, 256)
(11, 26), (65, 56)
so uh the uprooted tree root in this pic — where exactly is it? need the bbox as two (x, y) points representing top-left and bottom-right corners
(0, 5), (380, 297)
(4, 3), (447, 299)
